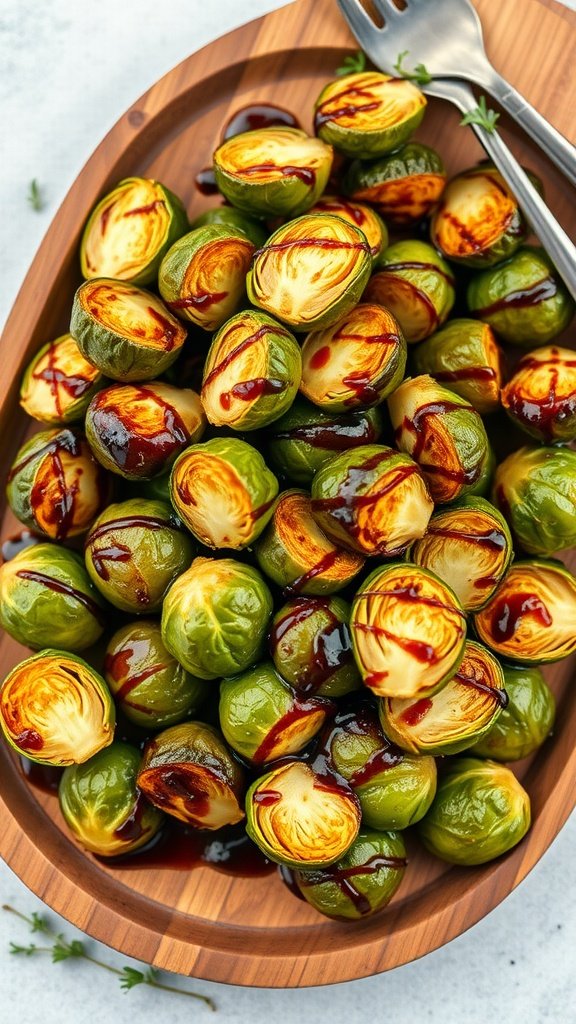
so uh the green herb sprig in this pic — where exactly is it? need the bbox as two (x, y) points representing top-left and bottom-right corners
(393, 51), (432, 86)
(336, 50), (367, 76)
(460, 95), (500, 133)
(27, 180), (44, 212)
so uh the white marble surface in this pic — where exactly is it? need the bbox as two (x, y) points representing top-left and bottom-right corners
(1, 1), (576, 1021)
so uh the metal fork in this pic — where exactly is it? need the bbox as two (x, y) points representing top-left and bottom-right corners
(337, 0), (576, 301)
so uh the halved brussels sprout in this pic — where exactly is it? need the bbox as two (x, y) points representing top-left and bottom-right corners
(365, 240), (456, 343)
(84, 498), (193, 613)
(299, 303), (406, 411)
(474, 559), (576, 663)
(104, 621), (209, 728)
(269, 596), (361, 697)
(158, 225), (255, 331)
(245, 759), (361, 867)
(351, 563), (466, 699)
(59, 742), (164, 856)
(470, 664), (555, 762)
(6, 428), (110, 541)
(308, 195), (388, 261)
(388, 375), (493, 504)
(410, 496), (513, 611)
(20, 334), (104, 425)
(80, 177), (189, 285)
(190, 207), (268, 248)
(467, 246), (575, 346)
(418, 757), (531, 865)
(161, 556), (273, 679)
(70, 279), (186, 381)
(310, 445), (433, 557)
(412, 319), (504, 415)
(201, 310), (301, 430)
(170, 438), (278, 549)
(501, 346), (576, 441)
(343, 142), (446, 225)
(0, 543), (107, 652)
(137, 721), (245, 829)
(0, 649), (115, 765)
(85, 381), (206, 480)
(254, 489), (364, 594)
(213, 127), (333, 217)
(492, 446), (576, 555)
(313, 72), (426, 159)
(247, 213), (372, 332)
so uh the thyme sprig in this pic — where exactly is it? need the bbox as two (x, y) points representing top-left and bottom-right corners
(460, 95), (500, 133)
(393, 50), (432, 86)
(336, 50), (367, 76)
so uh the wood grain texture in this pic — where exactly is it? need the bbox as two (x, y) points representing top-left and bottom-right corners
(0, 0), (575, 989)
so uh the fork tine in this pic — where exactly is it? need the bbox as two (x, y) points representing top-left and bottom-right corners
(336, 0), (384, 45)
(371, 0), (402, 19)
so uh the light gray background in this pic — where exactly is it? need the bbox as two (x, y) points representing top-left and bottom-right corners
(1, 1), (575, 1021)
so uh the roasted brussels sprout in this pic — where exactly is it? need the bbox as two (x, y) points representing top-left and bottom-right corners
(313, 72), (426, 159)
(59, 742), (164, 856)
(343, 142), (446, 225)
(388, 375), (493, 504)
(6, 428), (110, 541)
(85, 381), (206, 480)
(84, 498), (193, 613)
(410, 496), (513, 611)
(308, 195), (388, 260)
(190, 206), (268, 248)
(0, 650), (114, 765)
(80, 177), (189, 285)
(213, 127), (333, 217)
(269, 596), (361, 697)
(501, 346), (576, 441)
(170, 438), (278, 549)
(201, 311), (301, 430)
(0, 543), (106, 652)
(20, 334), (104, 425)
(310, 445), (433, 557)
(412, 319), (504, 415)
(254, 489), (364, 594)
(467, 246), (574, 346)
(493, 446), (576, 555)
(470, 664), (555, 762)
(351, 563), (466, 699)
(247, 213), (372, 332)
(70, 279), (186, 381)
(299, 303), (406, 411)
(137, 721), (245, 829)
(418, 757), (531, 865)
(365, 241), (455, 343)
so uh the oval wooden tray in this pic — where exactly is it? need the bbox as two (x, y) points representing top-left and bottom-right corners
(1, 0), (576, 989)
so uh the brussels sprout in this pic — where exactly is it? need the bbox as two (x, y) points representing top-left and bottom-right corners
(190, 207), (268, 248)
(6, 428), (110, 541)
(0, 543), (106, 652)
(310, 445), (433, 557)
(80, 177), (189, 286)
(0, 649), (115, 765)
(245, 759), (361, 868)
(254, 489), (364, 594)
(247, 213), (372, 332)
(388, 375), (494, 504)
(467, 246), (574, 346)
(158, 225), (255, 331)
(213, 127), (333, 217)
(412, 319), (505, 415)
(351, 563), (467, 699)
(473, 559), (576, 663)
(161, 556), (273, 679)
(365, 241), (456, 344)
(201, 311), (301, 430)
(137, 721), (245, 829)
(492, 446), (576, 555)
(170, 438), (278, 549)
(104, 621), (209, 728)
(85, 381), (206, 480)
(501, 346), (576, 441)
(470, 664), (555, 762)
(290, 828), (407, 920)
(70, 279), (186, 381)
(269, 596), (361, 697)
(20, 334), (105, 425)
(343, 142), (446, 225)
(410, 496), (513, 611)
(418, 757), (531, 865)
(313, 72), (426, 159)
(308, 195), (388, 261)
(84, 498), (193, 613)
(299, 303), (407, 412)
(59, 742), (164, 856)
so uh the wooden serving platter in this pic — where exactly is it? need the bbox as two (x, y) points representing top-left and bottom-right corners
(1, 0), (575, 989)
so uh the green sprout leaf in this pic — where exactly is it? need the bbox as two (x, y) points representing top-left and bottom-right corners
(27, 179), (44, 212)
(119, 966), (147, 990)
(10, 942), (38, 956)
(393, 50), (432, 86)
(460, 95), (500, 133)
(336, 50), (367, 76)
(52, 939), (86, 963)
